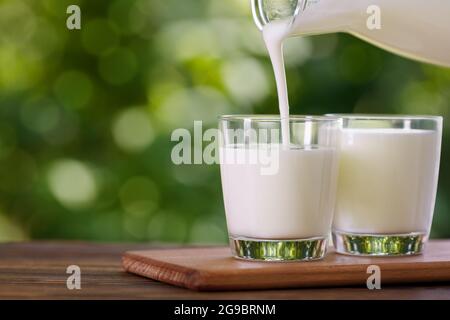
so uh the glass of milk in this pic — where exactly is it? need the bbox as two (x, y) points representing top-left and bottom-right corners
(219, 115), (340, 261)
(329, 114), (443, 256)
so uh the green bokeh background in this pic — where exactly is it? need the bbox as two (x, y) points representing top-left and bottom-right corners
(0, 0), (449, 243)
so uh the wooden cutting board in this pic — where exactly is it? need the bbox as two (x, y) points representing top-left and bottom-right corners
(122, 240), (450, 291)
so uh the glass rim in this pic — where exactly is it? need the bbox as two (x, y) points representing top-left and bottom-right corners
(219, 114), (340, 122)
(325, 113), (443, 121)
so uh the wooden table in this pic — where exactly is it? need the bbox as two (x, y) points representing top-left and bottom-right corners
(1, 241), (449, 299)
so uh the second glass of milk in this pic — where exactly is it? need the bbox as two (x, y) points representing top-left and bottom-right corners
(329, 115), (443, 256)
(219, 115), (340, 261)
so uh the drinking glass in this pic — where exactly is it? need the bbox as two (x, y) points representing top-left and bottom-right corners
(328, 114), (443, 256)
(219, 115), (340, 261)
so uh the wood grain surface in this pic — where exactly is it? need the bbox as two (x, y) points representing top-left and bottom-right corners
(123, 241), (450, 291)
(1, 241), (450, 299)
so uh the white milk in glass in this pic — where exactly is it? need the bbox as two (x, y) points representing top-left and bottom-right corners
(334, 128), (441, 235)
(220, 146), (338, 239)
(219, 117), (339, 260)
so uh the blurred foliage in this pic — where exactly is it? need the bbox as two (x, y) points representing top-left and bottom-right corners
(0, 0), (449, 243)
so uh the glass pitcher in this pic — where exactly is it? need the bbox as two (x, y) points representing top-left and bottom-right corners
(250, 0), (450, 67)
